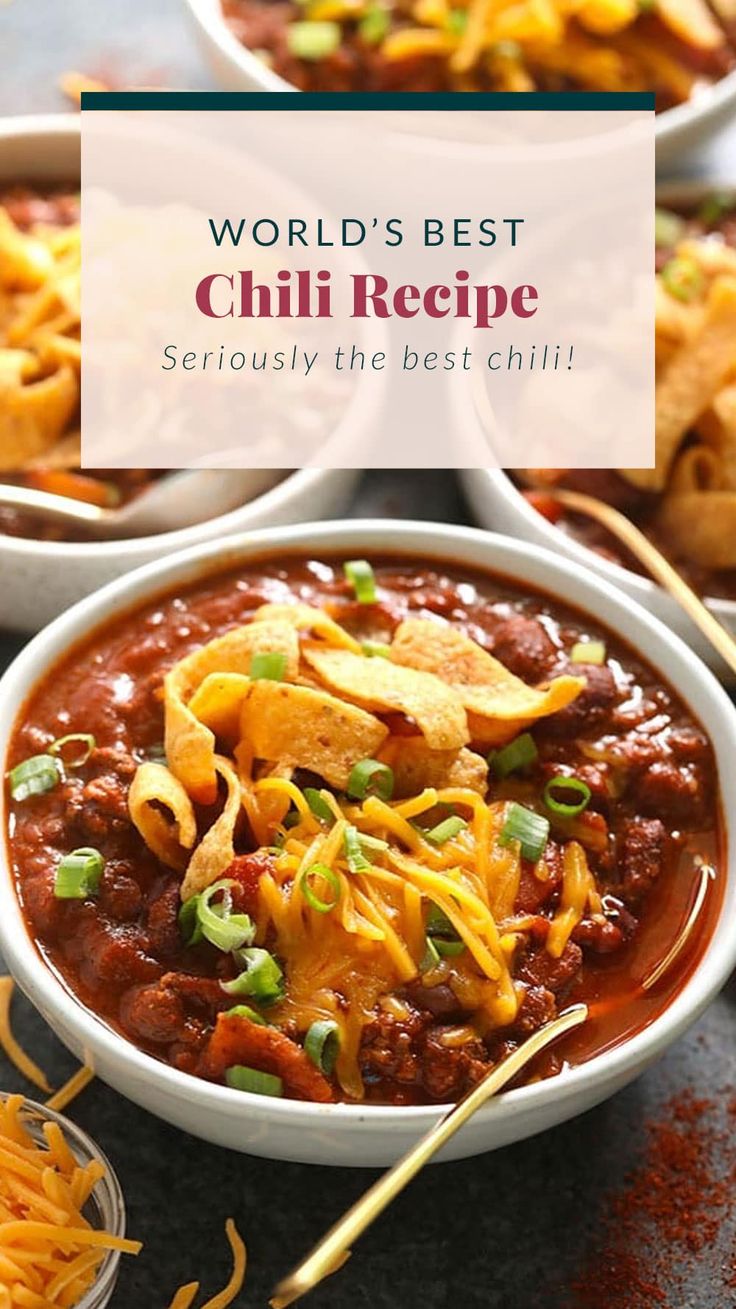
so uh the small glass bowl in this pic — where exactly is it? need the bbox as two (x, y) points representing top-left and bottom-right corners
(0, 1093), (127, 1309)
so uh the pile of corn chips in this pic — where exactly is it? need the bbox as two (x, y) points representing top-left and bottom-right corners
(0, 198), (80, 474)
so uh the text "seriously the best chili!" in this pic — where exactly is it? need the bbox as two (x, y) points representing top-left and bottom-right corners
(194, 270), (539, 329)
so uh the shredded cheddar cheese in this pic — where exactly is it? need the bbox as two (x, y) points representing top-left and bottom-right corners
(127, 594), (603, 1100)
(168, 1219), (247, 1309)
(0, 979), (52, 1095)
(0, 1095), (141, 1306)
(45, 1066), (95, 1115)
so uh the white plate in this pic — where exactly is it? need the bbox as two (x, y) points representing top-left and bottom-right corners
(1, 518), (734, 1165)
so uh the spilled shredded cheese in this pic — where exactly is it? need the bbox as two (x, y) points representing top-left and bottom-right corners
(45, 1065), (95, 1115)
(169, 1219), (247, 1309)
(0, 979), (52, 1094)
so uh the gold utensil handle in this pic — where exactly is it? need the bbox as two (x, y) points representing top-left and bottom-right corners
(551, 489), (736, 679)
(272, 1003), (588, 1308)
(0, 484), (106, 526)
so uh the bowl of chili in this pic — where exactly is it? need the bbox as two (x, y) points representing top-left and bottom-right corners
(0, 114), (360, 633)
(184, 0), (736, 163)
(0, 517), (734, 1165)
(459, 178), (736, 678)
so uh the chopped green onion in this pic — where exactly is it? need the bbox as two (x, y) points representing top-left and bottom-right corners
(225, 1004), (266, 1025)
(48, 733), (96, 768)
(570, 641), (606, 666)
(654, 207), (685, 248)
(426, 904), (465, 957)
(222, 948), (284, 1004)
(225, 1065), (283, 1097)
(54, 847), (105, 899)
(197, 879), (255, 953)
(304, 1019), (340, 1074)
(697, 191), (735, 226)
(420, 937), (441, 972)
(249, 651), (287, 682)
(7, 755), (60, 802)
(661, 256), (704, 303)
(357, 832), (389, 854)
(178, 893), (203, 946)
(426, 905), (453, 936)
(304, 787), (334, 824)
(447, 9), (469, 32)
(344, 559), (377, 605)
(361, 639), (391, 658)
(499, 802), (549, 862)
(347, 758), (394, 801)
(490, 732), (538, 778)
(344, 824), (371, 873)
(543, 775), (592, 818)
(435, 937), (465, 958)
(299, 863), (341, 913)
(286, 20), (341, 59)
(359, 5), (390, 42)
(425, 815), (467, 845)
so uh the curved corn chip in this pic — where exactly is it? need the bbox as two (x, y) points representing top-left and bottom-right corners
(302, 645), (469, 750)
(0, 363), (78, 470)
(240, 680), (388, 789)
(389, 618), (584, 744)
(165, 620), (299, 804)
(188, 672), (251, 742)
(625, 276), (736, 491)
(241, 762), (295, 847)
(379, 738), (488, 797)
(180, 757), (243, 900)
(253, 602), (362, 652)
(128, 762), (197, 871)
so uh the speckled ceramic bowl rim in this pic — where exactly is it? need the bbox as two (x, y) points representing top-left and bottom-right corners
(1, 519), (735, 1140)
(184, 0), (736, 141)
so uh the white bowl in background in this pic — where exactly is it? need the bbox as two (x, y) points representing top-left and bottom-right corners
(183, 0), (736, 163)
(460, 180), (736, 679)
(459, 467), (736, 678)
(1, 518), (734, 1165)
(0, 115), (360, 632)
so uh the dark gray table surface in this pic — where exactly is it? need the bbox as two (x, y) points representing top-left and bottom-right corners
(1, 5), (736, 1305)
(0, 470), (735, 1309)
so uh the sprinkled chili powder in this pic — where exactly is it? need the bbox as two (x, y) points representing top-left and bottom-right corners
(570, 1090), (733, 1308)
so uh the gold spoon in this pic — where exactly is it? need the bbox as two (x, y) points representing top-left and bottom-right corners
(547, 488), (736, 678)
(270, 1004), (587, 1309)
(271, 851), (715, 1309)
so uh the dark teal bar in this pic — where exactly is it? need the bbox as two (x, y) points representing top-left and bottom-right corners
(81, 90), (655, 111)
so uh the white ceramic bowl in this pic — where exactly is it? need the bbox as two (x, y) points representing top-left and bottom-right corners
(459, 170), (736, 677)
(1, 518), (735, 1166)
(0, 115), (359, 632)
(184, 0), (736, 162)
(460, 467), (736, 678)
(459, 182), (736, 675)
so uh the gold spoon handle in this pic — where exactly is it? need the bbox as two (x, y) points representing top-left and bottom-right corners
(271, 1003), (588, 1308)
(550, 488), (736, 679)
(0, 484), (108, 526)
